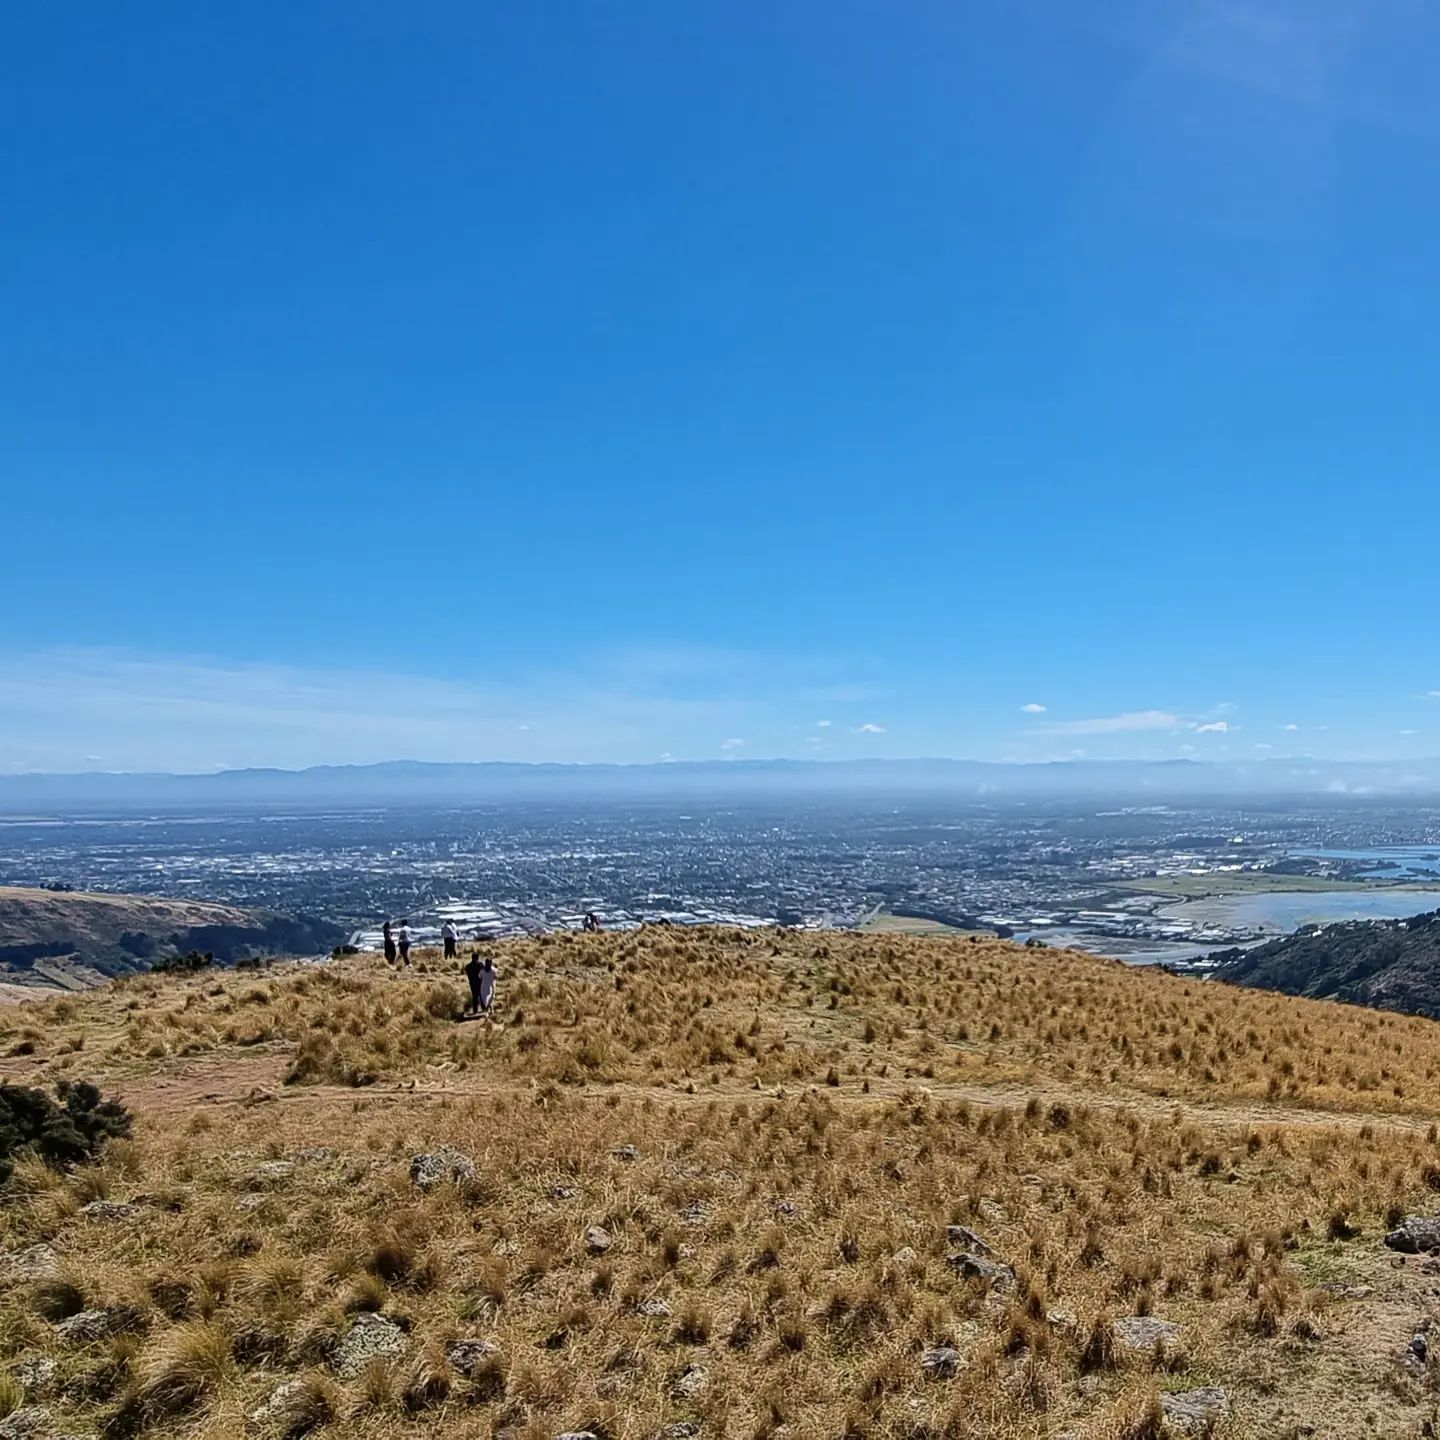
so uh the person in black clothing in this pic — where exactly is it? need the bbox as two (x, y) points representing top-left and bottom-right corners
(463, 949), (484, 1016)
(382, 920), (397, 966)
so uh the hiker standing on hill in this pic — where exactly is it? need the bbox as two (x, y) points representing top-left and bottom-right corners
(442, 919), (459, 960)
(382, 920), (397, 966)
(398, 920), (412, 966)
(461, 948), (488, 1015)
(583, 911), (602, 933)
(463, 949), (497, 1016)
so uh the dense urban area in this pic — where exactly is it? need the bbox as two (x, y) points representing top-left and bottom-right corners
(4, 798), (1440, 967)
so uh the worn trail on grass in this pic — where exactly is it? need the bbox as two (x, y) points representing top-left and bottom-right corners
(106, 1043), (1440, 1139)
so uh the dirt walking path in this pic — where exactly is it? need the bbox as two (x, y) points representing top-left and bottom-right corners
(105, 1044), (1440, 1139)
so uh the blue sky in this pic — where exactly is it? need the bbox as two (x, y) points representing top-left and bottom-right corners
(4, 0), (1440, 772)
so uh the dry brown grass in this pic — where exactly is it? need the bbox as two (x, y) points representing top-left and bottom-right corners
(4, 929), (1440, 1437)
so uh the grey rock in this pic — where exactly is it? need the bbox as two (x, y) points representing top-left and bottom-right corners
(1409, 1332), (1430, 1367)
(556, 1433), (601, 1440)
(0, 1245), (60, 1282)
(612, 1144), (640, 1162)
(335, 1312), (408, 1378)
(774, 1198), (801, 1218)
(0, 1409), (51, 1440)
(977, 1198), (1008, 1224)
(1114, 1315), (1183, 1351)
(1160, 1387), (1230, 1435)
(945, 1224), (992, 1255)
(1385, 1217), (1440, 1253)
(660, 1426), (701, 1440)
(636, 1298), (673, 1318)
(890, 1247), (919, 1266)
(243, 1161), (296, 1189)
(410, 1146), (477, 1192)
(921, 1345), (962, 1379)
(235, 1193), (268, 1213)
(946, 1251), (1016, 1293)
(79, 1200), (140, 1222)
(1316, 1282), (1372, 1300)
(548, 1184), (579, 1201)
(54, 1309), (122, 1344)
(12, 1357), (58, 1394)
(248, 1379), (306, 1424)
(1046, 1309), (1078, 1332)
(293, 1147), (335, 1163)
(671, 1364), (709, 1400)
(678, 1203), (709, 1226)
(444, 1338), (499, 1377)
(585, 1226), (614, 1255)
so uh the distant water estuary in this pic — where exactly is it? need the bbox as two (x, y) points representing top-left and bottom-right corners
(1165, 888), (1440, 935)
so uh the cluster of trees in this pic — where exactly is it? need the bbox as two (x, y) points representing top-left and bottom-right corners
(150, 948), (215, 974)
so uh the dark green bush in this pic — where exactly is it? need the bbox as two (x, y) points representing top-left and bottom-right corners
(0, 1080), (133, 1184)
(151, 949), (214, 975)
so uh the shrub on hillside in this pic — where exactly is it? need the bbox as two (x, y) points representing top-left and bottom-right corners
(0, 1080), (133, 1184)
(151, 949), (215, 974)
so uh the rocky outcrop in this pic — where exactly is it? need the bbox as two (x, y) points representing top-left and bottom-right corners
(335, 1313), (408, 1378)
(1161, 1387), (1230, 1434)
(1385, 1216), (1440, 1253)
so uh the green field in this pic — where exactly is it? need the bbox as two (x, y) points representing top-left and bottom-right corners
(855, 910), (985, 937)
(1119, 872), (1386, 898)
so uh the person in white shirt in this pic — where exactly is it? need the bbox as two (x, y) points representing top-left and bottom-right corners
(464, 950), (497, 1016)
(442, 920), (459, 960)
(397, 921), (411, 966)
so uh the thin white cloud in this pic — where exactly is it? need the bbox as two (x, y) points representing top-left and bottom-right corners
(1020, 702), (1047, 714)
(0, 646), (796, 772)
(816, 719), (832, 728)
(1426, 691), (1440, 700)
(1254, 742), (1273, 751)
(1281, 723), (1300, 732)
(1214, 701), (1238, 714)
(1194, 721), (1232, 734)
(1035, 710), (1180, 735)
(1400, 729), (1419, 736)
(720, 738), (746, 751)
(857, 723), (886, 734)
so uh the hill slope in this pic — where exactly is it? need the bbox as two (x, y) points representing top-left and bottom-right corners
(1212, 907), (1440, 1018)
(0, 886), (344, 993)
(5, 928), (1440, 1437)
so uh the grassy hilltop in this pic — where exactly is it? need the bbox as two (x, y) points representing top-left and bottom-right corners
(4, 928), (1440, 1438)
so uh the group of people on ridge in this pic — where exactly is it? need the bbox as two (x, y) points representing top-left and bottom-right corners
(380, 916), (496, 1017)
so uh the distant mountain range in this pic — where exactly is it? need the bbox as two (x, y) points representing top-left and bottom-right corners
(1213, 908), (1440, 1020)
(4, 755), (1440, 810)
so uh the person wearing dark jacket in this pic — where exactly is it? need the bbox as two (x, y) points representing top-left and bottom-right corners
(463, 950), (496, 1016)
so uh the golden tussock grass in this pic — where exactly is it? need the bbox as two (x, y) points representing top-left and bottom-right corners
(3, 929), (1440, 1436)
